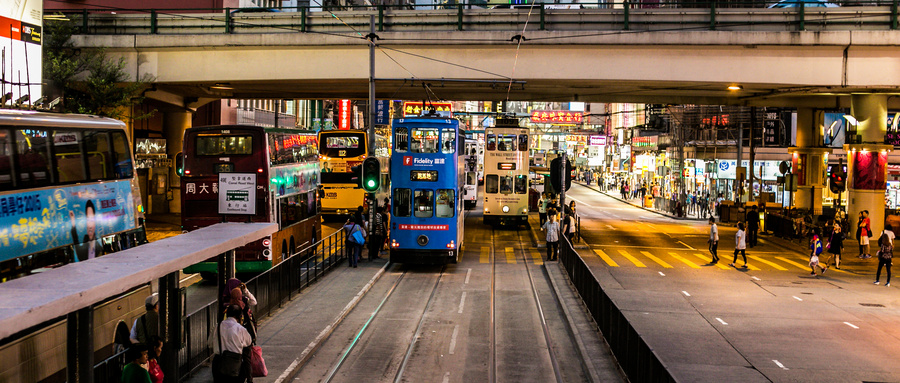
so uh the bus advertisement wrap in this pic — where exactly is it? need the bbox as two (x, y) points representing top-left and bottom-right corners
(0, 180), (137, 262)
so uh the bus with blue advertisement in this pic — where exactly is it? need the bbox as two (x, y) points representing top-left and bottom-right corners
(389, 117), (465, 264)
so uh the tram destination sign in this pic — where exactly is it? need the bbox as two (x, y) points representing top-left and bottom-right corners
(218, 173), (257, 215)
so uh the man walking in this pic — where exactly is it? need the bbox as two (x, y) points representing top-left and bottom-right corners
(747, 205), (760, 247)
(708, 217), (719, 263)
(130, 294), (159, 345)
(541, 213), (560, 261)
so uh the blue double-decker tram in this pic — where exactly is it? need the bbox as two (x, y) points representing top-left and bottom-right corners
(389, 117), (465, 264)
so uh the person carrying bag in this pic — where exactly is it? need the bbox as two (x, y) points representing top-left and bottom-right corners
(212, 304), (252, 383)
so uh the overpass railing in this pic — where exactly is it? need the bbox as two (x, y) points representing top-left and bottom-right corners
(46, 2), (900, 35)
(558, 236), (675, 382)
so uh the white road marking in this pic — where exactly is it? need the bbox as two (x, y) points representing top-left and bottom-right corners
(844, 322), (859, 329)
(458, 292), (467, 314)
(751, 276), (761, 281)
(677, 241), (696, 250)
(682, 291), (691, 297)
(465, 268), (471, 284)
(606, 224), (615, 230)
(449, 325), (459, 355)
(442, 372), (450, 383)
(658, 272), (666, 276)
(773, 360), (789, 370)
(716, 318), (728, 325)
(568, 196), (593, 208)
(793, 296), (803, 302)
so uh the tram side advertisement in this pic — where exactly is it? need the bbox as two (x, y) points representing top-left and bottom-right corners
(0, 180), (137, 262)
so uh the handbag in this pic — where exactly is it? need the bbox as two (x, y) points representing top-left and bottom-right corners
(250, 345), (268, 377)
(214, 322), (243, 377)
(349, 224), (365, 245)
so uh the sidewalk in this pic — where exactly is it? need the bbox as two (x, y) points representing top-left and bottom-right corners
(574, 182), (708, 222)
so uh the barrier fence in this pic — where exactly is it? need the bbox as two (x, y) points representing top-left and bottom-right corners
(558, 236), (675, 383)
(92, 228), (348, 382)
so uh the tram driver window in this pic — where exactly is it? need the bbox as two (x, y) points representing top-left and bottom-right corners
(394, 188), (411, 217)
(436, 189), (455, 218)
(486, 134), (496, 151)
(414, 190), (434, 218)
(519, 134), (528, 151)
(485, 175), (498, 194)
(500, 176), (513, 194)
(515, 175), (527, 194)
(497, 135), (516, 151)
(395, 127), (408, 152)
(411, 128), (439, 153)
(441, 129), (455, 154)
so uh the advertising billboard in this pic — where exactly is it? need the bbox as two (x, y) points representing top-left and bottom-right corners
(0, 0), (41, 104)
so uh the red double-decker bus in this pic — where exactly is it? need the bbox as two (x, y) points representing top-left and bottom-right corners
(180, 125), (321, 276)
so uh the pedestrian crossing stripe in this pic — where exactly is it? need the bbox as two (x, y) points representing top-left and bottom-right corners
(481, 246), (490, 264)
(506, 247), (517, 264)
(692, 253), (731, 269)
(775, 256), (813, 271)
(669, 253), (700, 269)
(641, 251), (674, 268)
(593, 249), (619, 267)
(617, 250), (647, 267)
(530, 250), (544, 265)
(748, 255), (788, 271)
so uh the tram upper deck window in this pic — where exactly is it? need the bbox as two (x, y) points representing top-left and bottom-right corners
(486, 134), (496, 151)
(497, 135), (516, 151)
(411, 128), (439, 153)
(515, 175), (527, 194)
(414, 189), (434, 218)
(197, 135), (253, 156)
(499, 175), (513, 194)
(485, 175), (498, 194)
(518, 134), (528, 151)
(436, 189), (455, 218)
(394, 188), (411, 217)
(441, 129), (455, 154)
(15, 129), (51, 187)
(395, 127), (408, 152)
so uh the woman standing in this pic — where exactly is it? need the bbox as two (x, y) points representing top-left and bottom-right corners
(858, 210), (872, 259)
(874, 224), (895, 286)
(825, 223), (844, 269)
(730, 222), (748, 268)
(343, 216), (366, 268)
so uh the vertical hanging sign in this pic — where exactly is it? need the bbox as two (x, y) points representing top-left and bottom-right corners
(339, 99), (352, 130)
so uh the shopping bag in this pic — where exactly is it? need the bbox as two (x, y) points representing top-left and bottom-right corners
(250, 345), (268, 377)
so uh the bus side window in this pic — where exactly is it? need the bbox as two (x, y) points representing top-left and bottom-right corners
(519, 134), (528, 152)
(486, 134), (496, 151)
(53, 131), (88, 183)
(83, 130), (111, 180)
(395, 127), (408, 152)
(111, 131), (134, 179)
(394, 188), (411, 217)
(0, 129), (12, 190)
(485, 175), (499, 194)
(14, 129), (52, 188)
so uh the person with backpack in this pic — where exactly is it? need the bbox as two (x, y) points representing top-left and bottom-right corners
(538, 193), (549, 227)
(343, 215), (366, 268)
(874, 224), (895, 286)
(825, 222), (844, 269)
(130, 295), (159, 345)
(730, 222), (748, 268)
(809, 227), (827, 276)
(368, 205), (387, 261)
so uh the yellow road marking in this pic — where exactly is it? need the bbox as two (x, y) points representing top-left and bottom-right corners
(669, 252), (701, 269)
(641, 251), (674, 268)
(481, 246), (490, 263)
(692, 253), (731, 269)
(530, 250), (544, 265)
(617, 250), (647, 267)
(506, 247), (517, 264)
(748, 255), (788, 271)
(776, 256), (813, 271)
(593, 249), (619, 267)
(818, 255), (850, 273)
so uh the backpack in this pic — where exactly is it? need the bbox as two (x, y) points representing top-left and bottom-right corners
(812, 236), (823, 255)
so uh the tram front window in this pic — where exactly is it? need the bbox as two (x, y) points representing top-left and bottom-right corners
(485, 175), (499, 194)
(500, 176), (513, 194)
(486, 134), (496, 151)
(436, 189), (454, 218)
(414, 190), (434, 218)
(497, 135), (516, 151)
(411, 128), (439, 153)
(515, 175), (527, 194)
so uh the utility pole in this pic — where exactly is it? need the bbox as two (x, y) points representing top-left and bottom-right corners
(749, 107), (756, 202)
(367, 15), (376, 238)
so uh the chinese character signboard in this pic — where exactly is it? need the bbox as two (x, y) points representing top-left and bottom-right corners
(403, 102), (452, 117)
(339, 100), (352, 130)
(375, 100), (391, 125)
(219, 173), (257, 215)
(589, 135), (606, 146)
(530, 110), (583, 124)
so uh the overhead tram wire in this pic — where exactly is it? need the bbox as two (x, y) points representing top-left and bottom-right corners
(505, 1), (539, 103)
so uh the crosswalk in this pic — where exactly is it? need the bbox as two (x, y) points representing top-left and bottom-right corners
(588, 247), (852, 273)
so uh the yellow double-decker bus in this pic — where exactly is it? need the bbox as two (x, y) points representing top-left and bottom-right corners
(318, 129), (389, 216)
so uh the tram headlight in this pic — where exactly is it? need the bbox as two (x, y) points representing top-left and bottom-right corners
(502, 205), (510, 213)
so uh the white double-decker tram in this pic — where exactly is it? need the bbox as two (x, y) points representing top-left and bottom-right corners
(482, 118), (529, 226)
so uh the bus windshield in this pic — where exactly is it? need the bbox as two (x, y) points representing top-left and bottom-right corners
(196, 135), (253, 155)
(320, 133), (365, 158)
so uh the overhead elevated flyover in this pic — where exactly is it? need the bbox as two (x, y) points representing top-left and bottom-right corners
(56, 5), (900, 107)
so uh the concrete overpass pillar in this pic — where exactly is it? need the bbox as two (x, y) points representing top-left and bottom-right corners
(164, 110), (192, 214)
(788, 108), (830, 215)
(845, 94), (892, 239)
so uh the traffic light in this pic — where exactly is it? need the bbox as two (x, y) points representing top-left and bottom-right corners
(549, 157), (573, 193)
(361, 157), (381, 193)
(829, 166), (846, 194)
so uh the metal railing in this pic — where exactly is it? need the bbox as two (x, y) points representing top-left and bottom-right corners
(93, 227), (348, 382)
(558, 236), (675, 382)
(46, 2), (900, 36)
